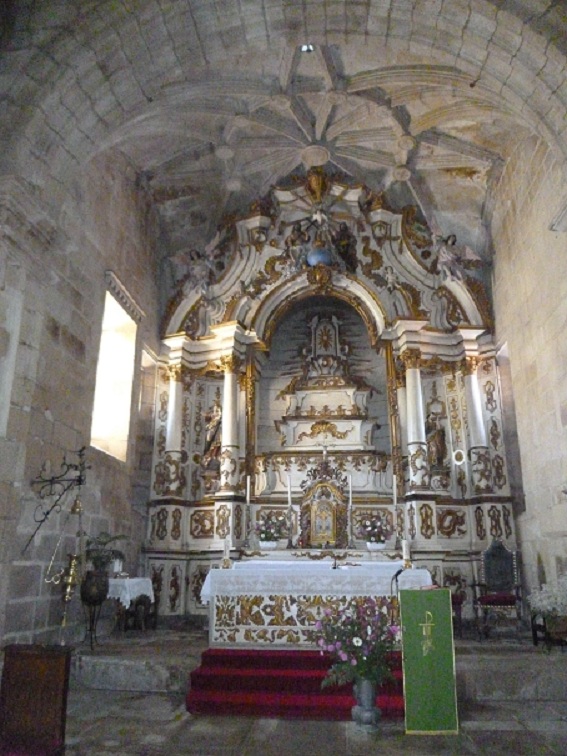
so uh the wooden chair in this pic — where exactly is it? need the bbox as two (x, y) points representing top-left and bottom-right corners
(473, 540), (522, 639)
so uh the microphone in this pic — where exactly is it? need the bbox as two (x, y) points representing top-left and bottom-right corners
(390, 568), (405, 598)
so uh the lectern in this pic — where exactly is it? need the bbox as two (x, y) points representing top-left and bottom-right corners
(0, 644), (71, 755)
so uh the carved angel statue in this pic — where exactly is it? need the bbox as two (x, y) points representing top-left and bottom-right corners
(432, 230), (483, 282)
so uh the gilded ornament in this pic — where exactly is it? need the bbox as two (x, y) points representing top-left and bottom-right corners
(419, 502), (435, 539)
(190, 510), (215, 538)
(297, 421), (351, 442)
(216, 504), (231, 538)
(400, 348), (422, 370)
(171, 508), (182, 541)
(487, 505), (503, 539)
(503, 505), (512, 539)
(483, 380), (498, 413)
(436, 508), (467, 538)
(465, 277), (493, 329)
(475, 506), (486, 539)
(435, 287), (469, 328)
(306, 264), (333, 291)
(220, 354), (242, 374)
(492, 455), (507, 490)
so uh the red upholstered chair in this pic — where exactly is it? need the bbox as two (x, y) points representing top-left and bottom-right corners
(450, 591), (465, 638)
(473, 539), (522, 639)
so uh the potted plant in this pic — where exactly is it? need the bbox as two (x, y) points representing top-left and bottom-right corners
(85, 531), (127, 573)
(255, 511), (287, 549)
(313, 596), (399, 728)
(528, 576), (567, 646)
(358, 513), (388, 550)
(80, 531), (128, 607)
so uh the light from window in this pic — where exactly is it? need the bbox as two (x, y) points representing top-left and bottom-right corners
(90, 292), (137, 461)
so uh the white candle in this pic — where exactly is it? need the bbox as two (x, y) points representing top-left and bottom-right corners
(348, 474), (352, 509)
(287, 474), (292, 507)
(246, 475), (250, 504)
(402, 539), (411, 562)
(392, 473), (397, 509)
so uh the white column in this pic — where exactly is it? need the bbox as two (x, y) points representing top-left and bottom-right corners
(404, 350), (429, 491)
(463, 357), (491, 493)
(163, 364), (186, 497)
(397, 382), (408, 458)
(165, 365), (183, 452)
(219, 355), (241, 492)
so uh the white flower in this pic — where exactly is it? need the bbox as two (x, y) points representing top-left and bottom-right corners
(353, 637), (362, 646)
(528, 576), (567, 616)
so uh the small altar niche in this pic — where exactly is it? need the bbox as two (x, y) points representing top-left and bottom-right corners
(278, 314), (377, 451)
(300, 470), (348, 548)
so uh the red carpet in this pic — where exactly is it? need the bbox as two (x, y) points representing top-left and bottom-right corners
(186, 648), (403, 720)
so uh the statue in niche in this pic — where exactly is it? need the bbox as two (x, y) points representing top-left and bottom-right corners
(331, 221), (358, 272)
(425, 381), (447, 469)
(201, 393), (222, 493)
(285, 222), (310, 270)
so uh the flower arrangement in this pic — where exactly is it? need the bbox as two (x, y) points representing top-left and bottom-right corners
(358, 513), (388, 544)
(255, 510), (287, 542)
(314, 596), (399, 687)
(528, 576), (567, 618)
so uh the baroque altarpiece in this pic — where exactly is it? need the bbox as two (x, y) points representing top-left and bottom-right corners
(145, 169), (515, 621)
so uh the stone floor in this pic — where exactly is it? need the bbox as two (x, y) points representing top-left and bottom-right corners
(61, 620), (567, 755)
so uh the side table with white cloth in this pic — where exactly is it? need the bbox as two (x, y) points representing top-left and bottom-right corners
(108, 578), (156, 632)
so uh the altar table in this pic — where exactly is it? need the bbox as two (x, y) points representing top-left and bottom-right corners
(201, 560), (432, 648)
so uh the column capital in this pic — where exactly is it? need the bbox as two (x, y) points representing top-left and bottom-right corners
(220, 354), (243, 374)
(400, 348), (422, 370)
(462, 356), (480, 376)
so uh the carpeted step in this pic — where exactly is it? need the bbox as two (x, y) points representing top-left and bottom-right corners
(186, 648), (404, 720)
(198, 648), (331, 671)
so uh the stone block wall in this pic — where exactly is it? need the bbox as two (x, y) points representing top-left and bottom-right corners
(491, 134), (567, 592)
(0, 149), (160, 643)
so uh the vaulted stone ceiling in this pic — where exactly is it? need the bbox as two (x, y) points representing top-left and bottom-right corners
(2, 1), (567, 307)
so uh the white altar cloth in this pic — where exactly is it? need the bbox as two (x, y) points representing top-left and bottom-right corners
(202, 560), (431, 647)
(201, 560), (431, 603)
(107, 578), (154, 608)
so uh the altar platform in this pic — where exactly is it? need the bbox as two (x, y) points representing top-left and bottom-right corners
(57, 622), (567, 755)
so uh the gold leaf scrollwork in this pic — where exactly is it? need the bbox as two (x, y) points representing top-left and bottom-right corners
(436, 507), (467, 538)
(306, 264), (333, 292)
(297, 421), (350, 442)
(419, 503), (435, 539)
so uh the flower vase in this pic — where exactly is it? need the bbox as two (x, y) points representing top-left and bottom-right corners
(366, 542), (387, 552)
(352, 677), (381, 730)
(261, 540), (278, 550)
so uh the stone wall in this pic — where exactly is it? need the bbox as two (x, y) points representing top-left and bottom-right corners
(491, 135), (567, 592)
(0, 149), (160, 643)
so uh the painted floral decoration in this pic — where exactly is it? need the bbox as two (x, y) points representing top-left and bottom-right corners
(255, 511), (287, 542)
(314, 596), (399, 687)
(358, 514), (388, 543)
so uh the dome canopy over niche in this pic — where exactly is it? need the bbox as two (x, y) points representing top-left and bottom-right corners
(163, 169), (491, 343)
(257, 296), (390, 457)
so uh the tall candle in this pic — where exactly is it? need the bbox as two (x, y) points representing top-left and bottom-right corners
(348, 474), (352, 509)
(246, 475), (250, 504)
(402, 539), (411, 562)
(287, 474), (292, 507)
(392, 473), (397, 509)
